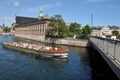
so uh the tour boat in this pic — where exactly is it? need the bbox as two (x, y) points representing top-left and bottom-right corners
(3, 42), (69, 59)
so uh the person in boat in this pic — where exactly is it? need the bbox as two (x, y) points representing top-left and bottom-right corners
(55, 47), (58, 51)
(46, 46), (50, 50)
(4, 42), (65, 52)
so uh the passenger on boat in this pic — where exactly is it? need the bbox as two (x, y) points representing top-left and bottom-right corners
(4, 42), (66, 52)
(55, 47), (58, 51)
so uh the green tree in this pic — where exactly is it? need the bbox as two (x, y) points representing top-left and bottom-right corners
(3, 26), (11, 33)
(46, 14), (68, 38)
(82, 24), (92, 35)
(112, 30), (119, 36)
(13, 27), (15, 30)
(46, 19), (58, 37)
(58, 21), (68, 38)
(69, 22), (82, 37)
(51, 14), (63, 21)
(117, 34), (120, 39)
(81, 24), (92, 39)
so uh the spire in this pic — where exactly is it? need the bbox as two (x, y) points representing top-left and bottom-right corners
(38, 8), (43, 20)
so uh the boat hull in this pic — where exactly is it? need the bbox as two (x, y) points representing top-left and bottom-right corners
(3, 44), (68, 59)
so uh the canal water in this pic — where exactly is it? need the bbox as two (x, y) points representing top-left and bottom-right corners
(0, 35), (118, 80)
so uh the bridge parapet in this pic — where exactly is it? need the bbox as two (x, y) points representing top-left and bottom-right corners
(90, 37), (120, 66)
(90, 37), (120, 79)
(90, 36), (120, 79)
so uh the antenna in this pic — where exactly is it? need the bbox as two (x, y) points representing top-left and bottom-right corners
(91, 13), (93, 27)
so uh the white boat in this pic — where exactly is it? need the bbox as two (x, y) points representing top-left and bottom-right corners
(3, 42), (69, 59)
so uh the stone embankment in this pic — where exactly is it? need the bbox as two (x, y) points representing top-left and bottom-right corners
(14, 34), (90, 47)
(0, 33), (12, 36)
(44, 38), (90, 47)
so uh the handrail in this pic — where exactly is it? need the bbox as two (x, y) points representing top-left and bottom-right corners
(90, 36), (120, 66)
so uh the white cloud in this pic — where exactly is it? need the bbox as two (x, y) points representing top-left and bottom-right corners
(14, 1), (19, 6)
(22, 2), (61, 12)
(109, 5), (120, 9)
(0, 16), (14, 21)
(86, 0), (108, 3)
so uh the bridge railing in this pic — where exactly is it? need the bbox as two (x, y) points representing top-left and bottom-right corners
(90, 36), (120, 65)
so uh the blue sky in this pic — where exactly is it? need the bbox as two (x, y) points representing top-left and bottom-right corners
(0, 0), (120, 27)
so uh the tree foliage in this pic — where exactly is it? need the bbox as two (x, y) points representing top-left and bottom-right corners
(82, 24), (92, 35)
(69, 22), (82, 37)
(46, 14), (68, 38)
(51, 15), (63, 21)
(78, 24), (92, 39)
(58, 21), (68, 38)
(3, 26), (11, 33)
(112, 30), (119, 36)
(46, 14), (93, 40)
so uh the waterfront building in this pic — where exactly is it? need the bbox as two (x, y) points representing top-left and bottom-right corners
(14, 10), (50, 41)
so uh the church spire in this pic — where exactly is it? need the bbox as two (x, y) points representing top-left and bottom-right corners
(38, 8), (43, 20)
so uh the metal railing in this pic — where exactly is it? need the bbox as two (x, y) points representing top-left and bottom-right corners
(90, 36), (120, 66)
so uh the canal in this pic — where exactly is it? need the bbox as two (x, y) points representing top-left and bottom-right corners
(0, 35), (118, 80)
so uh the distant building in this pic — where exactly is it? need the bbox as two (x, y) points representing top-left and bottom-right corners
(91, 27), (101, 36)
(109, 26), (120, 35)
(91, 26), (120, 36)
(101, 27), (111, 35)
(0, 26), (3, 33)
(91, 30), (101, 36)
(14, 10), (50, 41)
(0, 24), (5, 33)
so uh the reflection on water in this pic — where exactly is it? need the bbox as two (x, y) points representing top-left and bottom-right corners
(88, 48), (119, 80)
(0, 35), (91, 80)
(0, 35), (118, 80)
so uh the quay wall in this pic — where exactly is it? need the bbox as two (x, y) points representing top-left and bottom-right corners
(44, 38), (90, 47)
(15, 34), (45, 41)
(14, 34), (90, 47)
(0, 33), (12, 36)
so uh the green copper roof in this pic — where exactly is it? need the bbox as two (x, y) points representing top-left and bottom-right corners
(38, 8), (43, 19)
